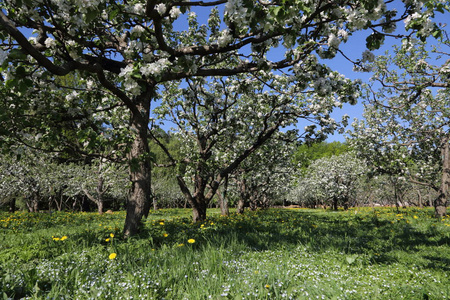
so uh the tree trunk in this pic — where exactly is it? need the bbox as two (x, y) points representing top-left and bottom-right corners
(153, 195), (158, 211)
(332, 196), (338, 211)
(237, 178), (248, 214)
(97, 176), (105, 214)
(123, 96), (152, 237)
(9, 198), (16, 213)
(192, 198), (208, 222)
(218, 175), (229, 216)
(237, 198), (245, 214)
(435, 137), (449, 218)
(417, 189), (423, 208)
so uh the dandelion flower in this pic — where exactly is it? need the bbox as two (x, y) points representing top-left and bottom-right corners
(109, 253), (117, 260)
(163, 233), (169, 237)
(52, 237), (60, 241)
(188, 239), (195, 244)
(110, 233), (115, 238)
(60, 236), (68, 241)
(265, 284), (270, 288)
(105, 238), (110, 242)
(159, 222), (164, 225)
(413, 215), (418, 219)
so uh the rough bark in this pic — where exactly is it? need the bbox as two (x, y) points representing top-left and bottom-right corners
(237, 178), (248, 214)
(123, 96), (152, 237)
(435, 137), (449, 218)
(218, 175), (229, 216)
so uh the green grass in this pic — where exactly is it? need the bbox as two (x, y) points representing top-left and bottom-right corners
(0, 207), (449, 299)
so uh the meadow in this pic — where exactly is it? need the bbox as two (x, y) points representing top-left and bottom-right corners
(0, 207), (449, 300)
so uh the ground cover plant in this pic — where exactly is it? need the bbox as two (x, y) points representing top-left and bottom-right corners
(1, 207), (449, 299)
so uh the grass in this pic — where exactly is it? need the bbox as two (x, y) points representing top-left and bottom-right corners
(0, 207), (449, 299)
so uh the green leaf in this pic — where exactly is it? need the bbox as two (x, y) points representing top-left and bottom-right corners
(270, 6), (284, 17)
(85, 8), (98, 24)
(366, 33), (385, 50)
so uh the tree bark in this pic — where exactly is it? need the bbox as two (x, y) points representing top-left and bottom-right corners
(192, 198), (208, 222)
(123, 95), (152, 237)
(9, 198), (16, 213)
(435, 137), (449, 218)
(237, 178), (248, 214)
(236, 198), (245, 214)
(218, 175), (229, 216)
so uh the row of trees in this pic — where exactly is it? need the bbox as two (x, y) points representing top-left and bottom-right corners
(0, 0), (448, 235)
(0, 136), (440, 216)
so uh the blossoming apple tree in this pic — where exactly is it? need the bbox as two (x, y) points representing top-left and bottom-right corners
(289, 152), (366, 209)
(0, 0), (443, 235)
(349, 37), (450, 217)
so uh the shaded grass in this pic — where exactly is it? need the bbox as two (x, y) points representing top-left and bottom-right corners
(0, 207), (449, 299)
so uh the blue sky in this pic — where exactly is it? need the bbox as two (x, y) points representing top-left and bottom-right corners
(324, 10), (450, 142)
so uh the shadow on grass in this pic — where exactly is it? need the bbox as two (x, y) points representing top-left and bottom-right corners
(134, 208), (450, 271)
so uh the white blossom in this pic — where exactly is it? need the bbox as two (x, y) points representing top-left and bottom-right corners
(0, 49), (7, 64)
(155, 3), (167, 16)
(169, 7), (181, 19)
(362, 50), (375, 62)
(45, 37), (56, 48)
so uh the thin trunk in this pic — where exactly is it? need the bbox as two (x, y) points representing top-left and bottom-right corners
(417, 189), (423, 208)
(9, 198), (16, 213)
(435, 137), (449, 218)
(123, 95), (152, 237)
(97, 176), (105, 214)
(237, 198), (245, 214)
(219, 175), (229, 216)
(237, 178), (247, 214)
(153, 195), (158, 211)
(332, 196), (338, 211)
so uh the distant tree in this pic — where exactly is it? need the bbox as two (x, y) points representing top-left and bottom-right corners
(289, 152), (366, 209)
(233, 131), (297, 213)
(293, 141), (349, 173)
(349, 36), (450, 217)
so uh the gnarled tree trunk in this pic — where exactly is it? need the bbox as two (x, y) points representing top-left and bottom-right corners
(123, 96), (152, 237)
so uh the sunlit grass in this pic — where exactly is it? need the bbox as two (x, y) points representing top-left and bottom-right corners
(0, 207), (449, 299)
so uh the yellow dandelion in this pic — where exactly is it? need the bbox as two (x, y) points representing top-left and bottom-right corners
(188, 238), (195, 244)
(413, 215), (418, 219)
(60, 236), (68, 241)
(109, 253), (117, 260)
(265, 284), (270, 289)
(52, 237), (60, 241)
(159, 222), (164, 225)
(105, 238), (110, 242)
(110, 233), (115, 238)
(163, 233), (169, 237)
(177, 243), (185, 247)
